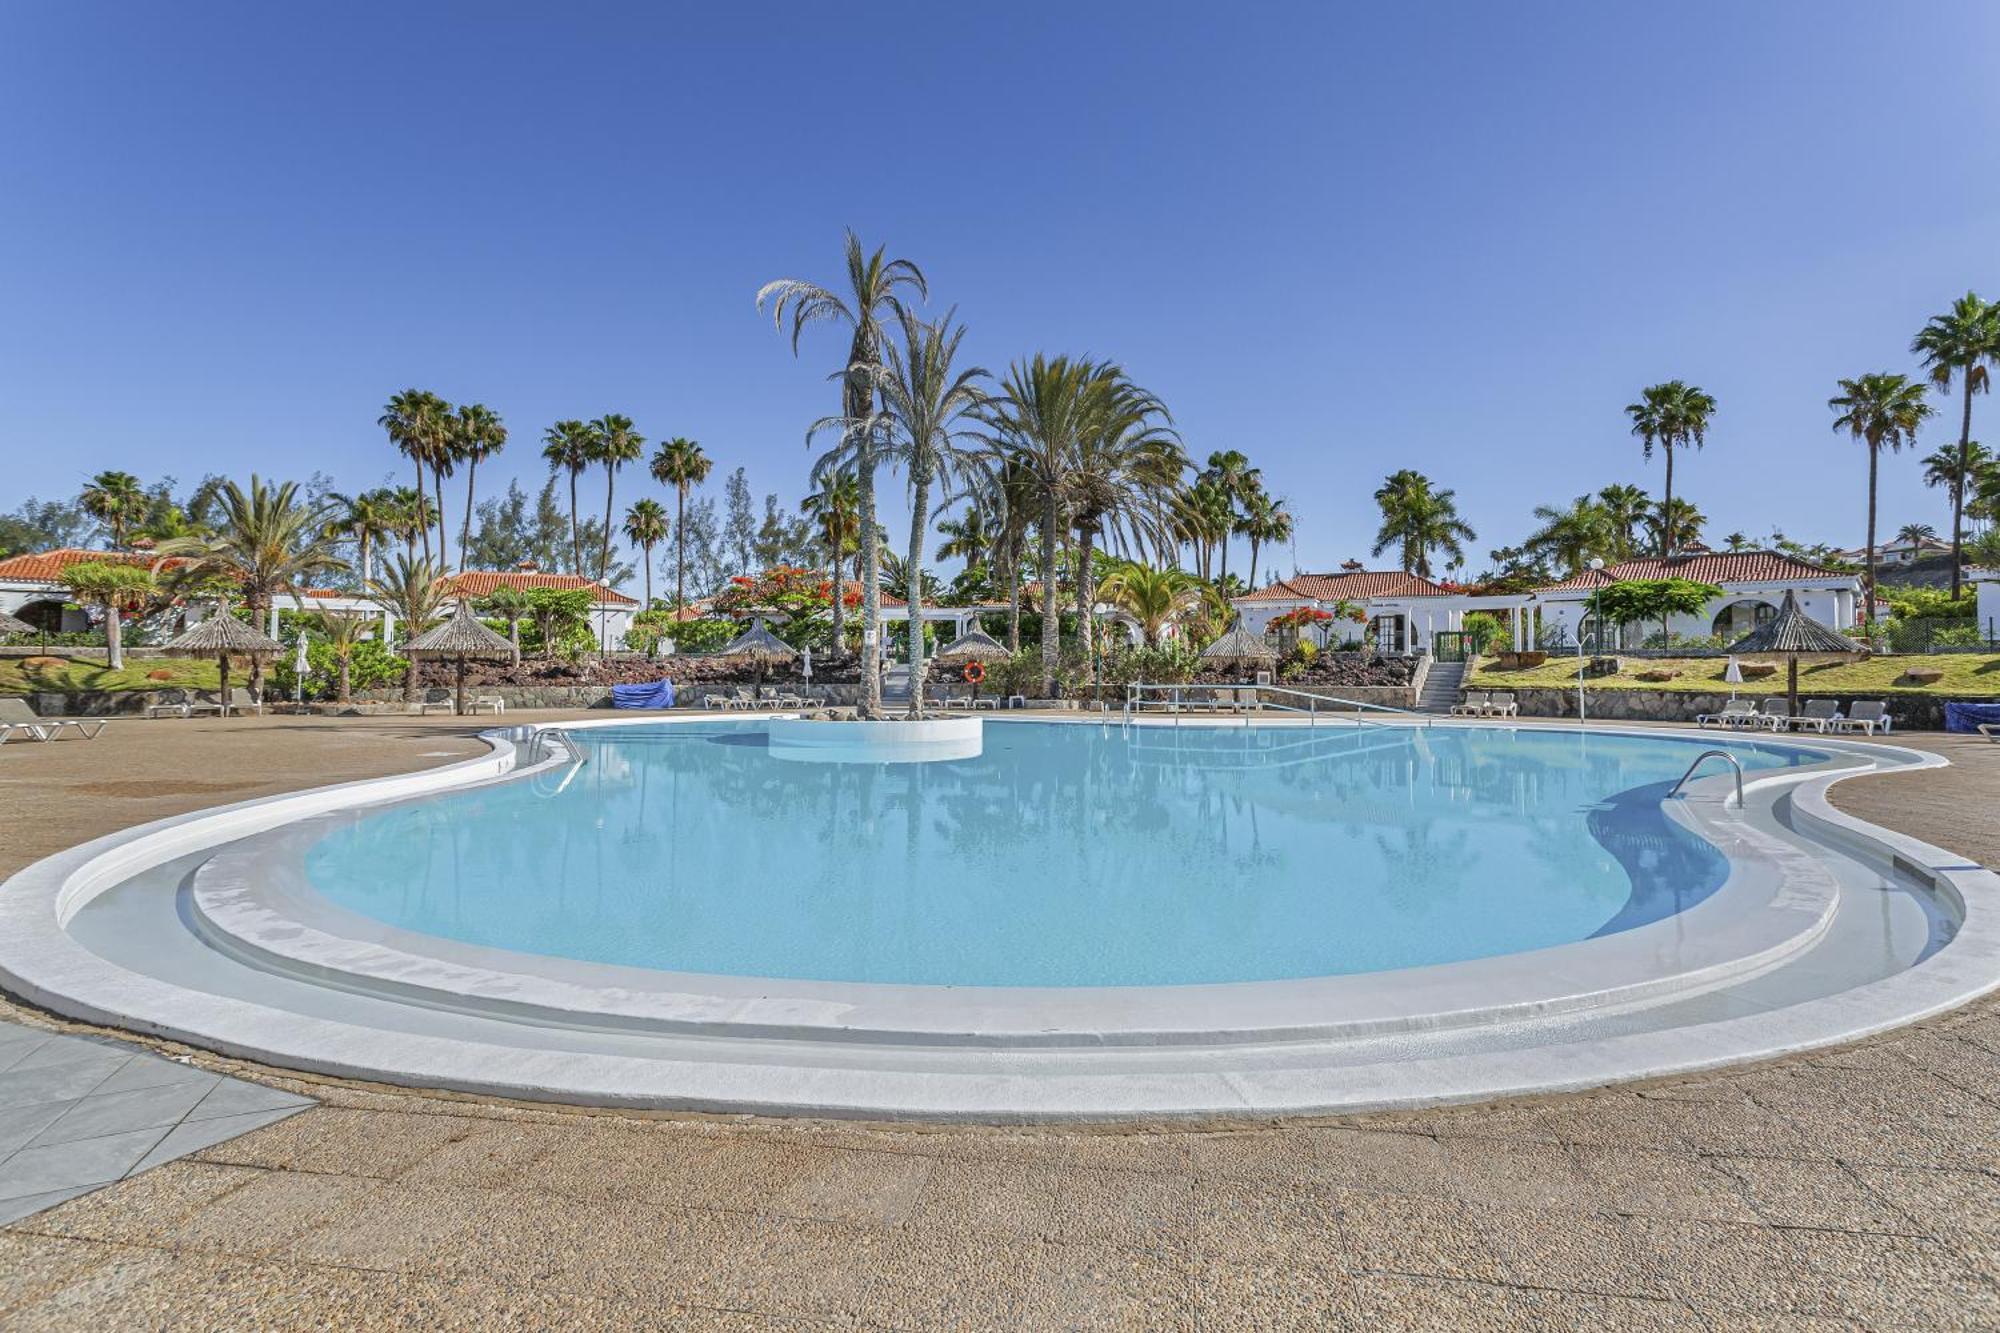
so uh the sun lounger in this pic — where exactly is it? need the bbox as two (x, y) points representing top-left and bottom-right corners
(0, 698), (104, 741)
(410, 688), (454, 715)
(1785, 699), (1843, 733)
(145, 688), (221, 719)
(1981, 723), (1999, 742)
(228, 687), (265, 717)
(1752, 699), (1793, 731)
(701, 691), (732, 710)
(1697, 699), (1758, 729)
(1831, 700), (1891, 735)
(469, 695), (506, 714)
(1449, 691), (1488, 717)
(1481, 692), (1518, 718)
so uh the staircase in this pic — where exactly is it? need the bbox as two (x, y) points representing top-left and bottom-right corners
(880, 663), (911, 706)
(1416, 660), (1466, 714)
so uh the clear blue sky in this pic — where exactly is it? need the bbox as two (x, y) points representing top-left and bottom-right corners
(4, 2), (1997, 578)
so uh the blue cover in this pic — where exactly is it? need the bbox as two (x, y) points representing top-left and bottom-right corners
(611, 679), (675, 710)
(1945, 702), (2000, 733)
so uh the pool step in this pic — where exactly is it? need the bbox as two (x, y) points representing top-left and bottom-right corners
(1417, 660), (1466, 713)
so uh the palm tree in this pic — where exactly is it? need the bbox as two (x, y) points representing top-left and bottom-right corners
(1371, 470), (1475, 577)
(1830, 372), (1935, 623)
(1062, 373), (1181, 662)
(760, 231), (927, 716)
(154, 476), (346, 700)
(307, 606), (370, 703)
(1724, 531), (1750, 552)
(480, 584), (530, 663)
(622, 498), (669, 610)
(451, 403), (507, 572)
(1171, 479), (1235, 582)
(80, 470), (145, 550)
(1625, 381), (1717, 555)
(1595, 484), (1652, 561)
(1198, 450), (1261, 588)
(325, 488), (396, 586)
(378, 389), (453, 566)
(801, 467), (859, 656)
(933, 507), (990, 573)
(541, 420), (595, 574)
(650, 437), (712, 617)
(986, 461), (1038, 652)
(366, 553), (447, 704)
(1524, 496), (1616, 577)
(1236, 489), (1293, 590)
(1896, 521), (1938, 547)
(1647, 497), (1706, 553)
(1912, 292), (1999, 597)
(386, 486), (434, 557)
(1097, 562), (1205, 646)
(589, 414), (644, 584)
(841, 307), (990, 716)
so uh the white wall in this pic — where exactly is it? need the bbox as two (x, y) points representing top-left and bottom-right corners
(1978, 577), (1999, 638)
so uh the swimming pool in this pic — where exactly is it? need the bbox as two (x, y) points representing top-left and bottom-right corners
(300, 721), (1822, 987)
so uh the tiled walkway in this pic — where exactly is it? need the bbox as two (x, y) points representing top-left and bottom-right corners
(0, 1025), (311, 1223)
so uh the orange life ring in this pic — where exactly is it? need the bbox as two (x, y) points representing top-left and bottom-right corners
(962, 661), (985, 684)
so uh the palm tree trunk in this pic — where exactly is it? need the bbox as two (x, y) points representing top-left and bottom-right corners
(906, 471), (931, 718)
(337, 657), (351, 704)
(1865, 444), (1880, 626)
(674, 487), (687, 615)
(1661, 446), (1676, 556)
(1039, 491), (1060, 696)
(858, 438), (883, 716)
(105, 602), (123, 671)
(569, 472), (583, 576)
(600, 471), (616, 585)
(1006, 541), (1022, 653)
(641, 541), (653, 610)
(1075, 527), (1096, 662)
(360, 531), (373, 587)
(1952, 377), (1973, 599)
(508, 617), (520, 664)
(414, 465), (431, 565)
(461, 461), (478, 572)
(828, 532), (846, 660)
(433, 467), (450, 574)
(1248, 538), (1260, 591)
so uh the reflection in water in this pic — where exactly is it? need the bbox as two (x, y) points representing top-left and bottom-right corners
(306, 722), (1821, 988)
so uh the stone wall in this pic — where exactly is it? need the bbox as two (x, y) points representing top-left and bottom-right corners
(1500, 686), (1958, 730)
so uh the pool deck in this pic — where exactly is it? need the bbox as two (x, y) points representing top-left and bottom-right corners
(1, 710), (1996, 1329)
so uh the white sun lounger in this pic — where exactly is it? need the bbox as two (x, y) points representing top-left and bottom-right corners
(1697, 699), (1758, 728)
(1785, 699), (1844, 733)
(0, 698), (106, 741)
(1450, 691), (1488, 717)
(1480, 692), (1519, 718)
(1831, 701), (1891, 735)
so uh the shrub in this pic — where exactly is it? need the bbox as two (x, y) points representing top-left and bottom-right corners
(672, 618), (738, 653)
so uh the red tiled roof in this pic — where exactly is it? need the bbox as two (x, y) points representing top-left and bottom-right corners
(0, 548), (189, 583)
(1235, 570), (1446, 603)
(436, 571), (637, 606)
(1536, 551), (1846, 593)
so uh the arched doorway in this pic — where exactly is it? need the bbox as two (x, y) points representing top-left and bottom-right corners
(1711, 599), (1777, 640)
(8, 598), (70, 634)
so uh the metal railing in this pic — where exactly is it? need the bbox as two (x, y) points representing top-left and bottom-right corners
(1122, 682), (1430, 728)
(1667, 748), (1745, 809)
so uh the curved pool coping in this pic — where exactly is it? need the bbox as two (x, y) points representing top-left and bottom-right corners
(1, 715), (1996, 1120)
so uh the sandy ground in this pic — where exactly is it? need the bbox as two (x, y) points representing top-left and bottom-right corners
(1, 711), (1997, 1330)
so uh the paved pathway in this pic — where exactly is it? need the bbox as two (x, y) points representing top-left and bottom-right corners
(0, 712), (1994, 1328)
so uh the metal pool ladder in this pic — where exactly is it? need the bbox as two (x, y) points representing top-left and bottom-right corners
(1668, 749), (1745, 809)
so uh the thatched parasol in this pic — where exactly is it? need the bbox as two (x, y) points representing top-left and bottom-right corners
(162, 611), (285, 717)
(0, 609), (35, 638)
(936, 627), (1008, 698)
(1201, 622), (1278, 670)
(403, 602), (515, 715)
(1725, 590), (1860, 716)
(718, 615), (798, 684)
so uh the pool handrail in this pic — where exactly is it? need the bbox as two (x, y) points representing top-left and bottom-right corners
(1123, 681), (1430, 728)
(1668, 747), (1745, 809)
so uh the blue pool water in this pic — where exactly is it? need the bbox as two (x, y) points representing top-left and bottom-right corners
(300, 721), (1823, 988)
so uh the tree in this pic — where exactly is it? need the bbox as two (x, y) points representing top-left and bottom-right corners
(386, 486), (433, 557)
(650, 437), (712, 616)
(847, 306), (990, 716)
(154, 477), (346, 700)
(1236, 489), (1293, 590)
(1171, 478), (1235, 582)
(540, 420), (595, 575)
(60, 561), (154, 670)
(1895, 521), (1938, 547)
(1595, 484), (1652, 561)
(378, 389), (453, 566)
(524, 587), (593, 659)
(1724, 531), (1750, 551)
(451, 403), (507, 573)
(326, 487), (397, 586)
(1371, 469), (1475, 577)
(589, 413), (643, 584)
(1911, 292), (1998, 597)
(79, 471), (146, 551)
(307, 606), (370, 703)
(1523, 496), (1616, 576)
(1625, 381), (1717, 555)
(723, 467), (757, 575)
(622, 498), (669, 610)
(802, 468), (859, 657)
(1647, 497), (1706, 553)
(1587, 578), (1725, 646)
(1830, 372), (1934, 624)
(1197, 450), (1260, 587)
(479, 585), (530, 663)
(366, 554), (445, 704)
(1061, 371), (1181, 663)
(760, 231), (928, 716)
(1097, 562), (1204, 646)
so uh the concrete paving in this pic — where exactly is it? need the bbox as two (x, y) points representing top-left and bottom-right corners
(0, 711), (1996, 1328)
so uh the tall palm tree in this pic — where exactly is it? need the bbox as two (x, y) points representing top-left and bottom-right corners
(386, 486), (433, 558)
(541, 420), (595, 574)
(1097, 562), (1205, 646)
(1624, 381), (1717, 555)
(325, 488), (396, 586)
(589, 413), (644, 584)
(451, 403), (507, 573)
(1595, 483), (1653, 561)
(1830, 372), (1935, 624)
(378, 389), (453, 566)
(1923, 439), (1992, 532)
(1062, 373), (1181, 661)
(1236, 489), (1293, 590)
(1647, 498), (1705, 553)
(801, 467), (859, 655)
(154, 476), (346, 700)
(1523, 496), (1616, 577)
(760, 232), (927, 715)
(622, 498), (669, 610)
(1912, 292), (1999, 597)
(1896, 521), (1938, 547)
(1197, 450), (1261, 588)
(79, 470), (145, 550)
(841, 307), (990, 716)
(986, 461), (1038, 652)
(366, 553), (447, 704)
(933, 507), (990, 572)
(1371, 470), (1475, 577)
(650, 437), (712, 616)
(1171, 479), (1235, 582)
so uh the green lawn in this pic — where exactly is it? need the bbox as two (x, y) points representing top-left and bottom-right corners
(1468, 652), (2000, 697)
(0, 656), (224, 694)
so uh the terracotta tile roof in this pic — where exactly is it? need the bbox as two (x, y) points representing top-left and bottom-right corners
(0, 547), (185, 583)
(1235, 570), (1446, 603)
(1536, 551), (1847, 593)
(436, 571), (637, 606)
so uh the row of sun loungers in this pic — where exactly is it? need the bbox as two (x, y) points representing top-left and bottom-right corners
(702, 686), (808, 711)
(0, 698), (107, 743)
(1450, 692), (1520, 717)
(1695, 698), (1893, 735)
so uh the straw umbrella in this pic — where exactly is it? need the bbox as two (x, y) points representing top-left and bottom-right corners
(1725, 590), (1859, 717)
(936, 627), (1008, 700)
(161, 610), (284, 717)
(402, 602), (516, 715)
(1200, 622), (1279, 673)
(718, 615), (798, 686)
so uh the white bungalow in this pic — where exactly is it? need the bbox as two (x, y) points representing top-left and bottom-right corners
(1231, 565), (1450, 653)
